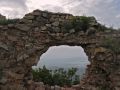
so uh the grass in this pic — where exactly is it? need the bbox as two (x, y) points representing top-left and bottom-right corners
(103, 37), (120, 53)
(0, 19), (19, 25)
(63, 16), (93, 32)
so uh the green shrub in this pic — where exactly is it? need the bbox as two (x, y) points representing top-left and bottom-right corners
(103, 37), (120, 53)
(73, 75), (80, 85)
(73, 16), (91, 32)
(99, 86), (108, 90)
(32, 66), (80, 86)
(98, 24), (107, 31)
(0, 19), (19, 25)
(97, 24), (116, 32)
(63, 16), (94, 33)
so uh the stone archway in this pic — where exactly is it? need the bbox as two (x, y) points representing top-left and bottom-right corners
(0, 10), (120, 90)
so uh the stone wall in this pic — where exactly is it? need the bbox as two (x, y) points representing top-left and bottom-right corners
(0, 10), (120, 90)
(25, 81), (79, 90)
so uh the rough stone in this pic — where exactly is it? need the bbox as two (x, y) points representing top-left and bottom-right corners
(0, 78), (7, 84)
(24, 14), (34, 20)
(86, 27), (96, 35)
(69, 29), (75, 33)
(52, 21), (59, 27)
(42, 12), (48, 18)
(54, 85), (61, 90)
(8, 24), (14, 28)
(33, 10), (42, 16)
(41, 26), (47, 30)
(15, 24), (31, 31)
(46, 24), (51, 27)
(0, 42), (8, 51)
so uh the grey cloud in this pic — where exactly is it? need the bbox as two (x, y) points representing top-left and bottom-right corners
(42, 4), (65, 13)
(61, 0), (120, 28)
(0, 0), (28, 18)
(0, 0), (27, 9)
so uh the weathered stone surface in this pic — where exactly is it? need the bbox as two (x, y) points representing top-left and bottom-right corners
(0, 10), (120, 90)
(15, 24), (31, 31)
(86, 27), (96, 35)
(46, 24), (51, 27)
(54, 85), (61, 90)
(42, 12), (49, 18)
(52, 21), (59, 26)
(8, 24), (14, 28)
(69, 29), (75, 33)
(33, 10), (42, 16)
(24, 14), (34, 20)
(0, 42), (8, 51)
(0, 78), (7, 84)
(41, 26), (47, 31)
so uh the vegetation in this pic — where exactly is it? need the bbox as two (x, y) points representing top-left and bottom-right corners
(63, 15), (117, 33)
(63, 16), (93, 32)
(99, 86), (108, 90)
(98, 24), (117, 32)
(73, 16), (92, 32)
(32, 66), (80, 87)
(98, 24), (108, 32)
(103, 37), (120, 53)
(0, 19), (19, 25)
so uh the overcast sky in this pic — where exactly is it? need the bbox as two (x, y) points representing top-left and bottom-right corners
(0, 0), (120, 28)
(37, 46), (89, 68)
(41, 46), (87, 59)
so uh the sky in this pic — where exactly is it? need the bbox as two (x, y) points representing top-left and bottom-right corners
(40, 46), (87, 60)
(0, 0), (120, 28)
(35, 45), (89, 68)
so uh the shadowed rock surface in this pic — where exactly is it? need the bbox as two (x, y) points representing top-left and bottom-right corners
(0, 10), (120, 90)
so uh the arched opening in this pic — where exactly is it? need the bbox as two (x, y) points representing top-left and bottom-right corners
(32, 45), (90, 87)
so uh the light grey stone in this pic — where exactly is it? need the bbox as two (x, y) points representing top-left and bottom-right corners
(16, 24), (30, 31)
(52, 21), (59, 27)
(0, 42), (8, 51)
